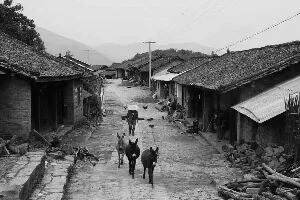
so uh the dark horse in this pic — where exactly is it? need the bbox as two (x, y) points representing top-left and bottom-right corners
(141, 147), (159, 186)
(125, 138), (140, 178)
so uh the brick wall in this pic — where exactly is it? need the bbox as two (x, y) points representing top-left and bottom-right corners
(0, 76), (31, 139)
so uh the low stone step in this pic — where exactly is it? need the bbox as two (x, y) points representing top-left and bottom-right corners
(0, 151), (45, 200)
(30, 155), (74, 200)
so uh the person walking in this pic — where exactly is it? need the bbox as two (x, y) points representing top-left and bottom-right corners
(126, 106), (139, 136)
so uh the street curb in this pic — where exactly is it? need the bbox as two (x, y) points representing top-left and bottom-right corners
(61, 125), (97, 200)
(0, 151), (46, 200)
(20, 154), (46, 200)
(61, 158), (76, 200)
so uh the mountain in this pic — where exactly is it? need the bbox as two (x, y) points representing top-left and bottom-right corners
(94, 42), (215, 62)
(37, 27), (112, 65)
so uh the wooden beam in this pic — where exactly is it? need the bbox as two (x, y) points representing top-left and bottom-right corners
(38, 92), (41, 131)
(53, 89), (58, 130)
(202, 91), (206, 129)
(237, 112), (241, 144)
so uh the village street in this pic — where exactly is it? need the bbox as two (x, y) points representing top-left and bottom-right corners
(64, 79), (240, 200)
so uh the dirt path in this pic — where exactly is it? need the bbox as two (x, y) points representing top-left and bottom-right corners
(65, 79), (239, 200)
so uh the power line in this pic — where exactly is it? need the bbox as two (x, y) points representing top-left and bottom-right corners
(82, 49), (95, 64)
(153, 0), (219, 42)
(215, 10), (300, 52)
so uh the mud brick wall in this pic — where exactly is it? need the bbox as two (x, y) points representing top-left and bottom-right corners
(0, 76), (31, 139)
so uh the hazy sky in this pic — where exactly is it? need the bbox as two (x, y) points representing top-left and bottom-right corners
(14, 0), (300, 51)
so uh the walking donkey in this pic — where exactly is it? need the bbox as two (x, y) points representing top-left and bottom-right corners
(141, 147), (159, 186)
(125, 138), (140, 178)
(116, 133), (126, 168)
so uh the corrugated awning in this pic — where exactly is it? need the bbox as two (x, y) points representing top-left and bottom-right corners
(152, 68), (179, 81)
(232, 76), (300, 123)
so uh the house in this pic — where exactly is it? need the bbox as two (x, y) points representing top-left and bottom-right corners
(91, 65), (109, 76)
(110, 63), (126, 79)
(160, 56), (213, 103)
(173, 41), (300, 145)
(0, 31), (84, 139)
(139, 56), (182, 86)
(57, 54), (103, 118)
(151, 60), (184, 99)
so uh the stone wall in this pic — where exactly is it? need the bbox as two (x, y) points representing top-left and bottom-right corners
(0, 75), (31, 139)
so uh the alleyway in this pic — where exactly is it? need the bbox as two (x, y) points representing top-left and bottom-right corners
(65, 79), (239, 200)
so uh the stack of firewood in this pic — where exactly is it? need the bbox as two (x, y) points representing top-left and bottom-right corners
(223, 143), (293, 174)
(218, 163), (300, 200)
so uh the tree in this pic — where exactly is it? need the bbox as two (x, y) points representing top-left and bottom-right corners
(0, 0), (45, 51)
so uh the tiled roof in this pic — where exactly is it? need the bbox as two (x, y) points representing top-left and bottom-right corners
(56, 56), (93, 78)
(129, 55), (162, 70)
(168, 56), (213, 73)
(140, 57), (183, 72)
(173, 41), (300, 92)
(0, 31), (81, 80)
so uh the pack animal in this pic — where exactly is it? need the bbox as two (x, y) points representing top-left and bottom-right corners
(116, 133), (126, 168)
(125, 138), (140, 178)
(141, 147), (159, 186)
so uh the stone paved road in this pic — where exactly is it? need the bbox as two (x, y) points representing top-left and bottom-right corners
(64, 79), (240, 200)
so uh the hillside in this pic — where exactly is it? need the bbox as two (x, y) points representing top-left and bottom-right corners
(37, 27), (112, 65)
(94, 42), (215, 62)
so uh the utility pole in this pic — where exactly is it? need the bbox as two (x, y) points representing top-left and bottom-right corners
(83, 49), (93, 64)
(143, 41), (156, 88)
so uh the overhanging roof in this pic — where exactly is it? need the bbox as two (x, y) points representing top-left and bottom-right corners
(232, 76), (300, 123)
(152, 66), (180, 81)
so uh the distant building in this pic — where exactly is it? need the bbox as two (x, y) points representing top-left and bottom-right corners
(110, 63), (125, 79)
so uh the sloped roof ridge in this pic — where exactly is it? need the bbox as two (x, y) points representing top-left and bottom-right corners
(226, 40), (300, 55)
(0, 30), (51, 59)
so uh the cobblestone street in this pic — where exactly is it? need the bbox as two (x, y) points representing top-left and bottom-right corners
(65, 79), (240, 200)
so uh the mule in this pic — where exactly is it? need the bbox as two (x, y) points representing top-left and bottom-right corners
(116, 133), (126, 168)
(125, 138), (140, 178)
(141, 147), (159, 186)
